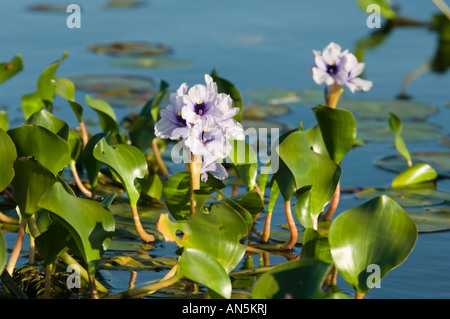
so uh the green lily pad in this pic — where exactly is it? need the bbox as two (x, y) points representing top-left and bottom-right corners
(70, 74), (156, 93)
(243, 102), (291, 119)
(356, 187), (450, 207)
(103, 0), (142, 8)
(407, 209), (450, 232)
(439, 138), (450, 148)
(245, 88), (301, 105)
(27, 4), (69, 12)
(94, 88), (157, 108)
(340, 99), (438, 120)
(376, 152), (450, 178)
(297, 88), (326, 107)
(89, 42), (172, 57)
(108, 57), (191, 70)
(356, 119), (446, 142)
(99, 254), (176, 270)
(242, 119), (291, 133)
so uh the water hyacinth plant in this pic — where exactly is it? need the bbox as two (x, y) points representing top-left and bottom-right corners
(0, 37), (421, 300)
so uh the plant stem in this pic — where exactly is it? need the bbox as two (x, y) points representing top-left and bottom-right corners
(326, 83), (344, 109)
(89, 274), (99, 299)
(29, 236), (35, 265)
(104, 266), (180, 299)
(187, 154), (202, 216)
(355, 292), (365, 299)
(311, 214), (318, 230)
(131, 204), (155, 242)
(0, 211), (19, 224)
(6, 218), (27, 275)
(70, 161), (92, 197)
(261, 210), (272, 243)
(322, 181), (340, 221)
(79, 121), (89, 147)
(152, 138), (169, 176)
(44, 263), (52, 299)
(281, 200), (298, 249)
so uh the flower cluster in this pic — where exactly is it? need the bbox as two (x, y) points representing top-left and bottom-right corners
(155, 74), (244, 182)
(312, 42), (372, 93)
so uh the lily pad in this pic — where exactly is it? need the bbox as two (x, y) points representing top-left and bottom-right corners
(108, 57), (191, 70)
(70, 74), (156, 93)
(242, 119), (291, 133)
(27, 4), (69, 12)
(356, 187), (450, 207)
(340, 99), (438, 120)
(245, 88), (301, 105)
(376, 152), (450, 178)
(89, 42), (172, 57)
(103, 0), (142, 8)
(407, 209), (450, 232)
(356, 119), (446, 142)
(243, 102), (291, 119)
(94, 88), (157, 108)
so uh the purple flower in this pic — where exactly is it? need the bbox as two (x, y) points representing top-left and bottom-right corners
(312, 42), (372, 93)
(200, 160), (227, 182)
(154, 83), (190, 140)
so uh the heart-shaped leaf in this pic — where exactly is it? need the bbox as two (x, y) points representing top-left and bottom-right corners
(25, 109), (69, 140)
(85, 95), (120, 134)
(328, 195), (417, 297)
(0, 128), (17, 191)
(0, 54), (23, 84)
(313, 105), (357, 163)
(38, 182), (115, 275)
(93, 137), (147, 206)
(8, 125), (71, 176)
(391, 163), (437, 188)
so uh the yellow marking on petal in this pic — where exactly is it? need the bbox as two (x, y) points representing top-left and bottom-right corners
(197, 100), (203, 104)
(178, 112), (182, 116)
(204, 128), (209, 131)
(328, 61), (335, 66)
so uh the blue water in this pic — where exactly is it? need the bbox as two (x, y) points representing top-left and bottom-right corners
(1, 0), (450, 299)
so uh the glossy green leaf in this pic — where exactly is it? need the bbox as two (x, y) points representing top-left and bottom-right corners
(210, 68), (244, 123)
(0, 128), (17, 191)
(21, 91), (46, 120)
(34, 221), (71, 265)
(301, 227), (332, 263)
(0, 233), (6, 275)
(356, 186), (450, 207)
(82, 133), (106, 190)
(227, 139), (258, 190)
(93, 137), (147, 206)
(53, 77), (84, 122)
(158, 203), (248, 273)
(278, 130), (342, 219)
(313, 105), (357, 163)
(128, 116), (155, 152)
(293, 186), (313, 228)
(0, 54), (23, 84)
(304, 124), (329, 157)
(8, 125), (71, 176)
(377, 152), (450, 178)
(38, 182), (115, 275)
(140, 80), (169, 122)
(85, 95), (120, 134)
(177, 248), (231, 299)
(389, 113), (412, 166)
(37, 51), (68, 105)
(252, 258), (332, 299)
(0, 111), (8, 131)
(391, 163), (437, 188)
(329, 196), (418, 296)
(25, 109), (69, 140)
(11, 158), (57, 219)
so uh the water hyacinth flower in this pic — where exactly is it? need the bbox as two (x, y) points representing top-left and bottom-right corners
(312, 42), (372, 93)
(155, 74), (244, 182)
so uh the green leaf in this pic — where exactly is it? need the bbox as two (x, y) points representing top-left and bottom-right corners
(0, 232), (6, 275)
(177, 248), (232, 299)
(0, 54), (23, 84)
(210, 68), (244, 123)
(128, 116), (155, 152)
(252, 258), (332, 299)
(8, 125), (71, 176)
(304, 124), (329, 157)
(38, 182), (115, 275)
(313, 105), (357, 163)
(85, 94), (120, 134)
(158, 203), (248, 273)
(139, 80), (169, 122)
(82, 133), (106, 190)
(93, 137), (147, 206)
(34, 221), (71, 265)
(389, 113), (412, 166)
(0, 128), (17, 191)
(25, 109), (70, 141)
(328, 196), (417, 296)
(0, 111), (8, 131)
(21, 91), (46, 120)
(301, 227), (332, 263)
(391, 163), (437, 188)
(11, 158), (57, 219)
(227, 139), (258, 190)
(37, 51), (68, 105)
(293, 186), (313, 228)
(52, 77), (84, 122)
(278, 130), (342, 219)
